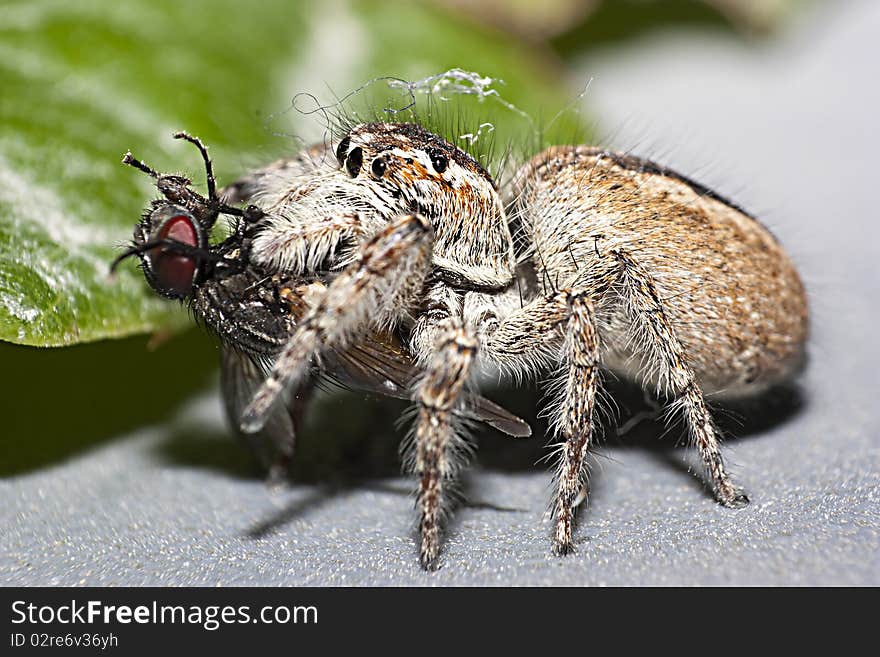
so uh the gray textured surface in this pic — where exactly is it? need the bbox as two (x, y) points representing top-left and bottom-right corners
(2, 2), (878, 586)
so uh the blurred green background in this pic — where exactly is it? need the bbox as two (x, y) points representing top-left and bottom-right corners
(0, 0), (801, 475)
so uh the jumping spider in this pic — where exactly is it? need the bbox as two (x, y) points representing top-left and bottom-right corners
(116, 123), (808, 570)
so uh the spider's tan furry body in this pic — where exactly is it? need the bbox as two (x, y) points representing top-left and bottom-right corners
(214, 123), (807, 568)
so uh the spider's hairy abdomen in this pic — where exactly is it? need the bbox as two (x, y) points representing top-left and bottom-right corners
(509, 146), (809, 397)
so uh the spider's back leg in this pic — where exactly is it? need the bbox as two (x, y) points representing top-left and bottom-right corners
(612, 249), (749, 506)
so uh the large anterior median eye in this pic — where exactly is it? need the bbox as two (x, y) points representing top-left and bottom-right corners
(371, 156), (387, 178)
(146, 208), (202, 299)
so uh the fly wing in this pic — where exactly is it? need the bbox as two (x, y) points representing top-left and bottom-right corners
(465, 396), (532, 438)
(323, 332), (532, 438)
(220, 345), (299, 468)
(321, 331), (414, 398)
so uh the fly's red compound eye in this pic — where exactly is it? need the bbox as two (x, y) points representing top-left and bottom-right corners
(147, 211), (201, 298)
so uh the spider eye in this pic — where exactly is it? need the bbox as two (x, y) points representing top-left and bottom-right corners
(428, 149), (448, 174)
(335, 136), (350, 164)
(345, 146), (363, 177)
(146, 210), (201, 298)
(371, 156), (387, 178)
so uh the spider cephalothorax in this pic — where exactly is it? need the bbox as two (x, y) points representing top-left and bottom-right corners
(120, 122), (808, 570)
(249, 122), (516, 292)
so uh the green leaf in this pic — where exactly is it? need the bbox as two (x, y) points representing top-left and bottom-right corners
(0, 0), (585, 348)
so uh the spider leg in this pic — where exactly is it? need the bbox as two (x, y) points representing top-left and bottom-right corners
(479, 293), (566, 374)
(240, 214), (434, 433)
(549, 292), (600, 554)
(613, 250), (748, 507)
(410, 323), (477, 570)
(480, 289), (601, 555)
(250, 212), (371, 274)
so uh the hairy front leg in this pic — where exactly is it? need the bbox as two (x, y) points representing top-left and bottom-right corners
(410, 324), (477, 570)
(241, 214), (434, 433)
(613, 250), (748, 507)
(250, 211), (371, 274)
